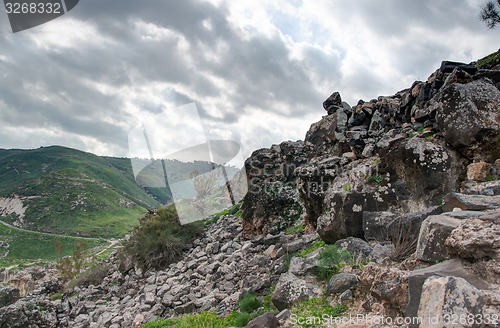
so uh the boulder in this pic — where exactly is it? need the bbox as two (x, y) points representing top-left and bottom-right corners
(323, 92), (342, 115)
(334, 237), (373, 258)
(461, 180), (500, 196)
(445, 218), (500, 261)
(442, 193), (500, 212)
(363, 211), (397, 241)
(245, 312), (279, 328)
(417, 276), (485, 328)
(416, 215), (462, 263)
(406, 259), (488, 320)
(359, 263), (409, 314)
(380, 138), (463, 209)
(327, 272), (358, 294)
(271, 273), (321, 311)
(288, 257), (318, 276)
(430, 79), (500, 161)
(0, 287), (20, 307)
(467, 162), (492, 182)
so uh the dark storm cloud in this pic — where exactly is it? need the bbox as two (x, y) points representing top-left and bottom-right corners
(0, 0), (496, 156)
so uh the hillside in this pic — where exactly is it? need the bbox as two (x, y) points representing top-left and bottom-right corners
(0, 146), (164, 239)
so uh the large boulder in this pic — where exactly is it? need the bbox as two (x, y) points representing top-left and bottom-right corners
(428, 78), (500, 162)
(442, 193), (500, 212)
(406, 259), (489, 321)
(0, 287), (19, 307)
(242, 141), (307, 236)
(417, 276), (485, 328)
(380, 137), (464, 209)
(271, 273), (321, 311)
(327, 272), (358, 294)
(359, 263), (409, 314)
(245, 312), (279, 328)
(416, 215), (462, 263)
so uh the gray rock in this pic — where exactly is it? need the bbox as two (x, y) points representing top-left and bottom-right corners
(369, 243), (395, 263)
(443, 193), (500, 212)
(406, 259), (488, 321)
(288, 257), (318, 276)
(271, 273), (321, 311)
(442, 210), (486, 219)
(462, 180), (500, 196)
(0, 287), (20, 307)
(369, 110), (384, 132)
(445, 218), (500, 261)
(284, 239), (305, 253)
(339, 289), (353, 303)
(417, 276), (485, 328)
(276, 308), (291, 322)
(245, 312), (279, 328)
(416, 215), (462, 263)
(334, 237), (373, 258)
(430, 78), (500, 161)
(327, 272), (358, 294)
(363, 211), (397, 241)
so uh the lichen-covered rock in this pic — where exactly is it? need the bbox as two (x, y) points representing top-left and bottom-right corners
(429, 79), (500, 162)
(445, 218), (500, 261)
(359, 263), (409, 314)
(327, 272), (358, 294)
(406, 259), (489, 320)
(416, 215), (462, 263)
(442, 193), (500, 212)
(334, 237), (373, 258)
(271, 273), (321, 311)
(417, 276), (485, 328)
(380, 137), (464, 209)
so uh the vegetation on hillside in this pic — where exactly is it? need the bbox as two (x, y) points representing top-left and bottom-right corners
(121, 205), (203, 271)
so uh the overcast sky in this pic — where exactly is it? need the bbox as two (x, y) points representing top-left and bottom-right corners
(0, 0), (497, 162)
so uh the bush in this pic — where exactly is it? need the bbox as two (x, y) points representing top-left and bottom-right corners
(239, 292), (262, 313)
(234, 312), (251, 327)
(66, 262), (110, 290)
(315, 245), (367, 281)
(121, 205), (203, 271)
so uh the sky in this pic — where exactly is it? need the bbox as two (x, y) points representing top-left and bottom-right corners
(0, 0), (498, 163)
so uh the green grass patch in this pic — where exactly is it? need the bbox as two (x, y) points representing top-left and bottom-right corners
(291, 297), (347, 327)
(315, 245), (369, 281)
(477, 50), (500, 68)
(142, 311), (238, 328)
(296, 240), (326, 259)
(0, 223), (107, 261)
(286, 224), (305, 235)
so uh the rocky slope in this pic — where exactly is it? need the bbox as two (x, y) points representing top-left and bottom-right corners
(0, 57), (499, 327)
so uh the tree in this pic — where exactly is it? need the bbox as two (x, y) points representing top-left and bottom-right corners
(481, 0), (500, 29)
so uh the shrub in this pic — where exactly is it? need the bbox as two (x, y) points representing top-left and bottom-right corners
(386, 219), (417, 262)
(121, 205), (203, 271)
(55, 239), (89, 281)
(239, 292), (262, 313)
(315, 245), (368, 281)
(66, 262), (110, 290)
(235, 312), (251, 327)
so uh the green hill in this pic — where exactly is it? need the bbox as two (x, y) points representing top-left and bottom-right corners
(0, 146), (163, 239)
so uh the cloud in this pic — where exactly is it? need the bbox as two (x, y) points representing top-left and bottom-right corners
(0, 0), (497, 160)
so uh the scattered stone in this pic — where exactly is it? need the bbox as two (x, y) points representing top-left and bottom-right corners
(245, 312), (279, 328)
(334, 237), (373, 258)
(271, 273), (321, 311)
(327, 272), (358, 294)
